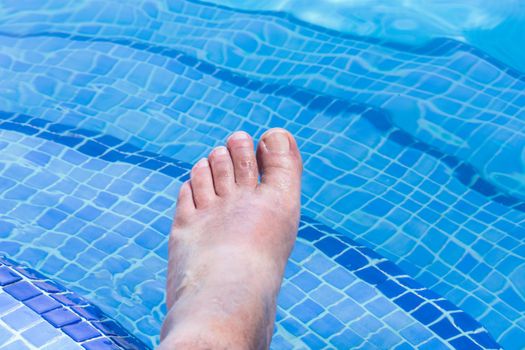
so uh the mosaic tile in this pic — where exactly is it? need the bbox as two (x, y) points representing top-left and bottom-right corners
(0, 259), (148, 349)
(0, 0), (522, 348)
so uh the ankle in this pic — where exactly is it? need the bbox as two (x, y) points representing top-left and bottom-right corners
(160, 311), (258, 350)
(160, 286), (275, 350)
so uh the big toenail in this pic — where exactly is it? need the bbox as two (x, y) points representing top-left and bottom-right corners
(263, 130), (290, 153)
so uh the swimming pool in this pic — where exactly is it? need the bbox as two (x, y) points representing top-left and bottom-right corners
(0, 0), (523, 349)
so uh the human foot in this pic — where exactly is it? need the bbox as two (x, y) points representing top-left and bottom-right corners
(159, 129), (303, 350)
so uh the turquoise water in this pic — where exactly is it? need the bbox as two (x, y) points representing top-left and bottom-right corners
(208, 0), (525, 73)
(0, 0), (524, 349)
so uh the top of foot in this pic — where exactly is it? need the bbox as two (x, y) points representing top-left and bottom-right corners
(160, 128), (303, 350)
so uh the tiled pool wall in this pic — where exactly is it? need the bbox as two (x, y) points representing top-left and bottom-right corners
(0, 0), (523, 349)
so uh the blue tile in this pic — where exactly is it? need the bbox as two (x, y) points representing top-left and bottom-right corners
(2, 306), (40, 330)
(25, 294), (62, 314)
(335, 249), (368, 270)
(314, 237), (347, 257)
(411, 303), (442, 325)
(82, 338), (120, 350)
(429, 317), (461, 339)
(355, 266), (388, 285)
(1, 340), (30, 350)
(290, 299), (324, 324)
(4, 281), (41, 301)
(63, 322), (100, 342)
(310, 313), (344, 338)
(292, 271), (322, 293)
(301, 332), (328, 349)
(0, 325), (14, 346)
(93, 320), (128, 337)
(22, 322), (61, 347)
(0, 266), (22, 286)
(42, 308), (82, 327)
(449, 336), (483, 350)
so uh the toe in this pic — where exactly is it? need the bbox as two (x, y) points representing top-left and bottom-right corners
(209, 146), (235, 196)
(227, 131), (259, 188)
(256, 128), (302, 197)
(173, 181), (195, 223)
(190, 158), (216, 208)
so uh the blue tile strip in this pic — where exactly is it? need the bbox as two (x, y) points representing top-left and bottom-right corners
(297, 221), (501, 349)
(0, 257), (149, 349)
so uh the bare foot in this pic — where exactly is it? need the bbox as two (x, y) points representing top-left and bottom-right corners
(159, 129), (303, 350)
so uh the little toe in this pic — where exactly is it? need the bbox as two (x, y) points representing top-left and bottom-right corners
(227, 131), (259, 188)
(256, 128), (302, 198)
(190, 158), (216, 208)
(209, 146), (235, 196)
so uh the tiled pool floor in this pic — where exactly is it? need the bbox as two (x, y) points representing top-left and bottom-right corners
(0, 119), (499, 349)
(0, 0), (524, 349)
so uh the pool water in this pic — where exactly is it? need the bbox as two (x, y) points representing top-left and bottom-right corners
(0, 0), (524, 349)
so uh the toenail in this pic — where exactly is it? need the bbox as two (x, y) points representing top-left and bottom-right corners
(263, 130), (290, 153)
(228, 131), (250, 141)
(194, 158), (209, 168)
(213, 146), (228, 156)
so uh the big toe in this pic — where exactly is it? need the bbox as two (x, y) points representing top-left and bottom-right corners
(256, 128), (302, 197)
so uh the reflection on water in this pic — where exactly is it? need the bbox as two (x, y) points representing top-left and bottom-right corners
(209, 0), (525, 73)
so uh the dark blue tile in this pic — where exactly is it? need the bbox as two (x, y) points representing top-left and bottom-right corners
(82, 338), (120, 350)
(4, 281), (41, 301)
(78, 141), (107, 157)
(25, 294), (62, 314)
(449, 336), (482, 350)
(377, 279), (405, 298)
(470, 331), (501, 349)
(314, 237), (347, 257)
(13, 265), (46, 280)
(395, 292), (424, 312)
(411, 303), (442, 325)
(42, 307), (82, 327)
(63, 322), (101, 342)
(335, 249), (368, 270)
(355, 266), (388, 285)
(72, 305), (106, 321)
(113, 336), (147, 350)
(298, 226), (324, 242)
(429, 317), (461, 340)
(33, 280), (63, 293)
(51, 292), (86, 307)
(0, 266), (21, 286)
(93, 320), (128, 337)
